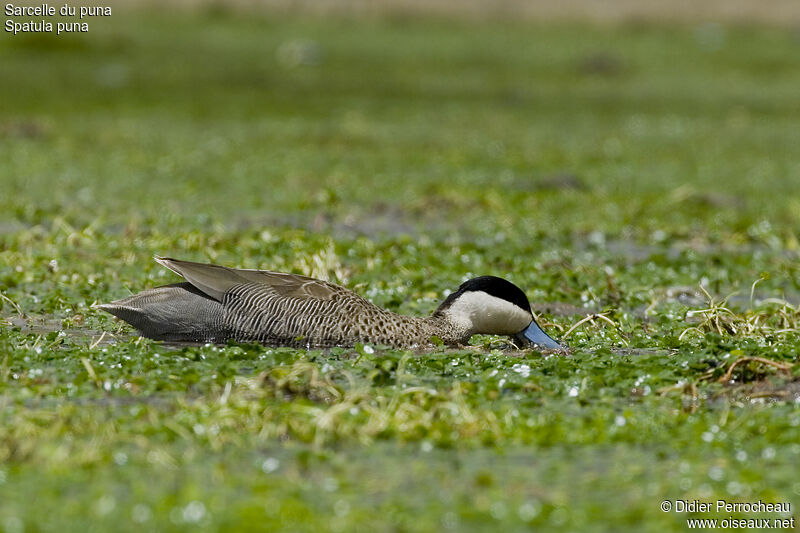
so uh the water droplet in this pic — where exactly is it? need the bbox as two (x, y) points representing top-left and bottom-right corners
(333, 500), (350, 517)
(132, 504), (152, 523)
(489, 501), (507, 520)
(261, 457), (279, 473)
(94, 495), (116, 516)
(182, 501), (206, 523)
(441, 511), (458, 529)
(726, 481), (743, 495)
(518, 501), (541, 521)
(511, 363), (531, 378)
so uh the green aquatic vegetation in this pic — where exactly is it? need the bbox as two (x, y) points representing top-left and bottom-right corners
(1, 8), (800, 532)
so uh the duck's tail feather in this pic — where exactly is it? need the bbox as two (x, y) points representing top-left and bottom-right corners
(96, 282), (227, 342)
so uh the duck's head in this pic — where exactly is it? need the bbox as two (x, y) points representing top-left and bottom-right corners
(435, 276), (564, 350)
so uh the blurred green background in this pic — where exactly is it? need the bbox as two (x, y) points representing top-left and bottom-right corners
(1, 2), (800, 532)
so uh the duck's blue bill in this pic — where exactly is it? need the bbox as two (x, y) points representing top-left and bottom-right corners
(514, 320), (564, 350)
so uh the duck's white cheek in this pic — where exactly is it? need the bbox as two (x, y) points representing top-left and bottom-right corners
(509, 308), (534, 333)
(490, 303), (533, 334)
(447, 292), (533, 334)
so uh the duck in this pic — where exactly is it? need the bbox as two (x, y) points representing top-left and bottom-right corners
(97, 256), (564, 351)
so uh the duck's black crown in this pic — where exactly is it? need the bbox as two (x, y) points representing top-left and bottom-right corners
(437, 275), (532, 313)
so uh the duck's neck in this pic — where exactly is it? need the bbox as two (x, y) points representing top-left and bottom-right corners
(423, 313), (473, 346)
(371, 309), (472, 347)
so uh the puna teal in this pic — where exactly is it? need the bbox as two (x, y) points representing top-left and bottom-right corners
(98, 257), (564, 350)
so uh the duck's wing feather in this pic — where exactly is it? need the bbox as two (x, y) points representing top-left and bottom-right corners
(154, 256), (342, 302)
